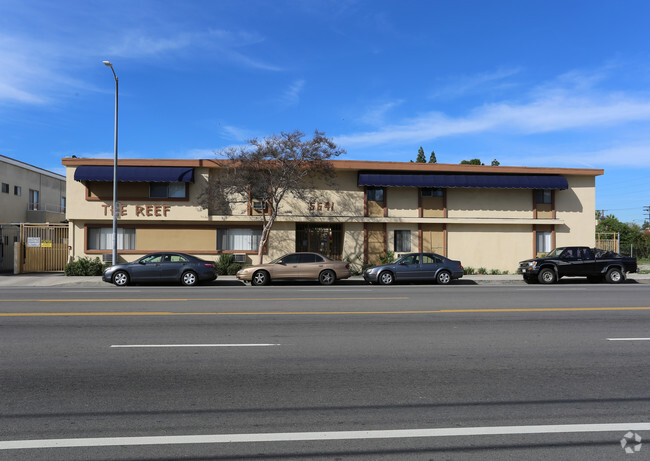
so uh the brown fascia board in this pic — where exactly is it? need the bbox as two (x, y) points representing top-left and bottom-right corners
(61, 157), (604, 176)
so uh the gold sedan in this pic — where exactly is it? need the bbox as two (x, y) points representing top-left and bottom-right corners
(236, 252), (351, 286)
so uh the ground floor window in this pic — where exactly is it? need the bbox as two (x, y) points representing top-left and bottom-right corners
(536, 231), (552, 254)
(394, 230), (411, 252)
(217, 228), (261, 251)
(296, 223), (342, 259)
(87, 227), (136, 250)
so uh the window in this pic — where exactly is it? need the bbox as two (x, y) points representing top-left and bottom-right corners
(28, 189), (39, 210)
(165, 254), (189, 263)
(536, 231), (552, 254)
(217, 228), (262, 251)
(536, 190), (552, 204)
(394, 230), (411, 252)
(1, 183), (8, 193)
(367, 187), (384, 202)
(299, 253), (325, 263)
(280, 254), (301, 264)
(149, 182), (186, 198)
(422, 254), (442, 264)
(87, 227), (136, 250)
(61, 197), (66, 213)
(421, 188), (444, 197)
(14, 186), (21, 196)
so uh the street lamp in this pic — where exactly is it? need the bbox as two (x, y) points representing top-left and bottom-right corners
(103, 61), (119, 266)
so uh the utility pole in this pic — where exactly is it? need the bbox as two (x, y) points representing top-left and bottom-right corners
(644, 206), (650, 223)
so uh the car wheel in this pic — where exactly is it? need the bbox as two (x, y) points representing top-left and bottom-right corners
(378, 271), (394, 285)
(537, 268), (557, 284)
(319, 269), (336, 285)
(181, 270), (198, 286)
(252, 270), (269, 286)
(436, 270), (452, 285)
(112, 270), (129, 287)
(605, 267), (624, 284)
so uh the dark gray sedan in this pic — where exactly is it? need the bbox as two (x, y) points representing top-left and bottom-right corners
(102, 252), (217, 286)
(363, 252), (463, 285)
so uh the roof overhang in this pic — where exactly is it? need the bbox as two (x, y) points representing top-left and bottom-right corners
(73, 166), (194, 182)
(358, 173), (569, 190)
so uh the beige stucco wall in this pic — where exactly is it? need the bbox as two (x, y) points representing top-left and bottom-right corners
(447, 224), (532, 272)
(555, 175), (596, 247)
(387, 223), (419, 254)
(387, 189), (418, 218)
(447, 188), (532, 219)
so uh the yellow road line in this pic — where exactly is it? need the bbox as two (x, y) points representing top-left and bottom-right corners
(1, 307), (650, 317)
(0, 297), (409, 303)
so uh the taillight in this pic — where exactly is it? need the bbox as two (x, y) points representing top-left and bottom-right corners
(345, 263), (350, 269)
(204, 263), (215, 268)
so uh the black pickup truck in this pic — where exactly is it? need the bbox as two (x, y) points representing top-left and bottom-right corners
(518, 246), (637, 284)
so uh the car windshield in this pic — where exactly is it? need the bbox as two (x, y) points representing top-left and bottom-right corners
(545, 248), (564, 257)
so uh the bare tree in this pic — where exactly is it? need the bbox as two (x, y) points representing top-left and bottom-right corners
(206, 130), (345, 263)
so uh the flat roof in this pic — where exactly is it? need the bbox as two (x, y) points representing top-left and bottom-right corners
(61, 157), (604, 176)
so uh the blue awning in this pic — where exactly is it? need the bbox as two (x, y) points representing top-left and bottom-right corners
(358, 173), (568, 190)
(74, 166), (194, 182)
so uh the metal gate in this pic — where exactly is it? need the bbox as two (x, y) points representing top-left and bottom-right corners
(18, 224), (69, 273)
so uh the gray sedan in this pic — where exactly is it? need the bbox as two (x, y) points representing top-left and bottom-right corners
(363, 252), (464, 285)
(102, 252), (217, 286)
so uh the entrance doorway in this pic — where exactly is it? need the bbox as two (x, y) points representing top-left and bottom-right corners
(296, 223), (342, 259)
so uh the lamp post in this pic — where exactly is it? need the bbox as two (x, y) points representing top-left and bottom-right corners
(102, 61), (119, 266)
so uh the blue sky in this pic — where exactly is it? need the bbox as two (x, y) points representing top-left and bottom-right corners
(2, 0), (650, 224)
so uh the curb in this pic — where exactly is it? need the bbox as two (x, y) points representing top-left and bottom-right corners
(1, 273), (649, 288)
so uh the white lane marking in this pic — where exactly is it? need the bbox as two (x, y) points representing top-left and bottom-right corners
(1, 423), (649, 450)
(607, 338), (650, 341)
(110, 344), (280, 348)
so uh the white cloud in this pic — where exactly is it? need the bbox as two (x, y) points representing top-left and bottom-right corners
(277, 79), (305, 107)
(359, 99), (404, 126)
(429, 67), (523, 99)
(337, 75), (650, 148)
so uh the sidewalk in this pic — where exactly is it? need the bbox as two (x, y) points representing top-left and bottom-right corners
(1, 272), (649, 287)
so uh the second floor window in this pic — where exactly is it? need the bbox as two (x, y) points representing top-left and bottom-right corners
(14, 186), (21, 196)
(1, 183), (8, 193)
(536, 190), (552, 204)
(29, 189), (39, 210)
(150, 182), (186, 198)
(421, 188), (444, 197)
(367, 187), (384, 202)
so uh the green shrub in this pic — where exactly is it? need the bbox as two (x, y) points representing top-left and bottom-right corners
(216, 254), (242, 275)
(379, 251), (395, 265)
(477, 267), (487, 274)
(490, 269), (500, 275)
(464, 267), (475, 275)
(64, 257), (108, 276)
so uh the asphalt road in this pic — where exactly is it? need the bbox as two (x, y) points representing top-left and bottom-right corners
(1, 283), (649, 460)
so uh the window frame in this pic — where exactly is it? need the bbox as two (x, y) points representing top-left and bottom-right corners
(536, 190), (552, 204)
(216, 227), (263, 252)
(149, 182), (187, 199)
(1, 183), (8, 194)
(366, 187), (384, 202)
(394, 230), (411, 253)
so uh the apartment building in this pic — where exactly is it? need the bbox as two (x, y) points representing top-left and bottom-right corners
(62, 157), (603, 272)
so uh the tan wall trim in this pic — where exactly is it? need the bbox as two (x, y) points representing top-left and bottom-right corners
(63, 157), (604, 177)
